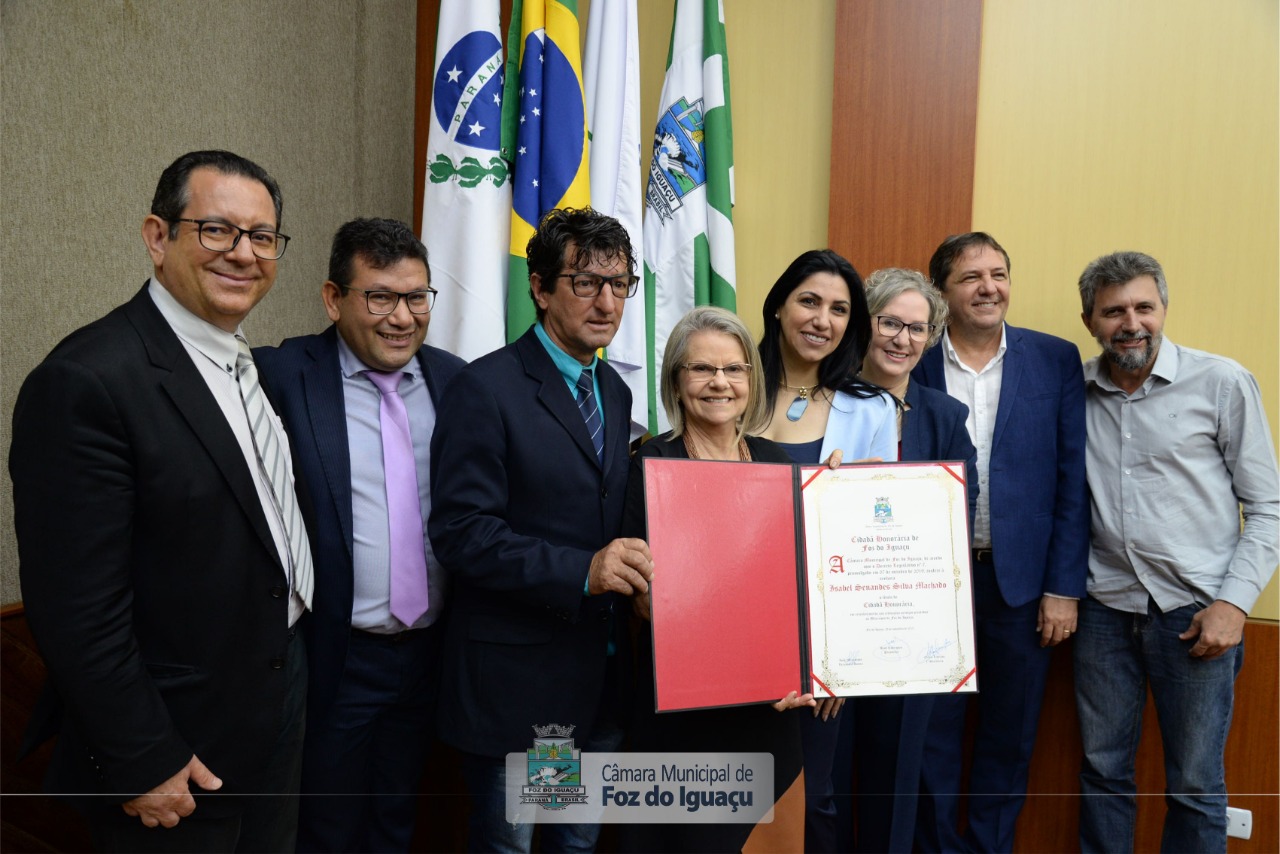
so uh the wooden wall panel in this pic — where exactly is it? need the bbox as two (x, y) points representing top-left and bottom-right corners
(1, 606), (93, 853)
(827, 0), (982, 276)
(412, 0), (441, 234)
(3, 614), (1276, 849)
(1017, 620), (1279, 852)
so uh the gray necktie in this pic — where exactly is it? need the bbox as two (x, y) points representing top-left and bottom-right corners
(235, 337), (314, 609)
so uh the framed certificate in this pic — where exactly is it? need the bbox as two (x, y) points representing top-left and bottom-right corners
(643, 458), (976, 712)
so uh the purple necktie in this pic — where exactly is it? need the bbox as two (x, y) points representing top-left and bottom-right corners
(366, 371), (429, 627)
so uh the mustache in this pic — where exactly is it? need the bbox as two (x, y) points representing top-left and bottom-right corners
(1110, 330), (1152, 344)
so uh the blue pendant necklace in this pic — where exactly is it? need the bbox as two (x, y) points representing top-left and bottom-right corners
(783, 382), (815, 422)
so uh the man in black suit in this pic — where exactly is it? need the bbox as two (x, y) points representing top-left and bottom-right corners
(255, 218), (464, 851)
(11, 150), (311, 852)
(429, 207), (654, 852)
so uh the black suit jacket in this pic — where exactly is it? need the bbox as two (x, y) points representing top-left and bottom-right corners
(10, 285), (297, 803)
(253, 326), (465, 718)
(428, 327), (632, 756)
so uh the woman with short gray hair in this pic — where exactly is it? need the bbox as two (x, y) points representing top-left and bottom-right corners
(836, 267), (978, 853)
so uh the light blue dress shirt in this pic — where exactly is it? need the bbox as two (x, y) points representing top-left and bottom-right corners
(534, 321), (604, 421)
(338, 336), (445, 632)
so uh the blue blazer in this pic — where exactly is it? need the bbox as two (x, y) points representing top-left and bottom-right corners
(912, 325), (1088, 606)
(428, 327), (633, 756)
(254, 325), (465, 718)
(902, 381), (980, 531)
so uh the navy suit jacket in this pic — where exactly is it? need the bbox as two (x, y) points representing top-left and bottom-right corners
(901, 381), (980, 534)
(254, 326), (465, 718)
(912, 325), (1088, 607)
(428, 327), (632, 757)
(12, 286), (296, 805)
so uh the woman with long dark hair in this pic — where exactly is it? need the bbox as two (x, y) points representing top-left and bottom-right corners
(757, 248), (897, 851)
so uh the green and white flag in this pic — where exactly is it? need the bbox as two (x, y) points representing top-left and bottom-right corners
(642, 0), (736, 434)
(421, 0), (510, 361)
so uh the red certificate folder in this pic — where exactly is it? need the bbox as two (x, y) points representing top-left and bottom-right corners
(643, 458), (805, 712)
(644, 457), (974, 712)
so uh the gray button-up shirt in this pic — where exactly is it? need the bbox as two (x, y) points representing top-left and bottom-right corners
(1083, 340), (1279, 614)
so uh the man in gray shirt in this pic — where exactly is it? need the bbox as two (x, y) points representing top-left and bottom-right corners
(1073, 250), (1278, 854)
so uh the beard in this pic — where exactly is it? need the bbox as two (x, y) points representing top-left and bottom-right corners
(1099, 329), (1161, 373)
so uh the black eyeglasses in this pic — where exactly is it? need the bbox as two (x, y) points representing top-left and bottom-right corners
(556, 273), (640, 299)
(342, 287), (437, 315)
(875, 315), (935, 342)
(171, 218), (290, 260)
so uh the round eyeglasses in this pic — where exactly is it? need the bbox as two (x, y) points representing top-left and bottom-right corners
(875, 315), (935, 342)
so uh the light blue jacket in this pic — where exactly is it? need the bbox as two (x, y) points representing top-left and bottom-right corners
(818, 389), (898, 463)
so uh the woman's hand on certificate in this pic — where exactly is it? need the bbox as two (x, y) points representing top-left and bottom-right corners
(820, 449), (884, 469)
(772, 690), (817, 713)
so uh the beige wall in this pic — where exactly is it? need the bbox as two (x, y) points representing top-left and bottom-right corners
(1, 0), (418, 604)
(973, 0), (1280, 619)
(637, 0), (838, 335)
(639, 0), (1279, 619)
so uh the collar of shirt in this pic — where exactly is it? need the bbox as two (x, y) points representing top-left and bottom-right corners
(336, 332), (419, 382)
(534, 321), (599, 393)
(940, 324), (1008, 376)
(1084, 338), (1179, 396)
(148, 277), (242, 371)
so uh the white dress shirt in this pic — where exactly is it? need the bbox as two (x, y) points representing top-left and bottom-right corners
(940, 325), (1008, 550)
(148, 278), (305, 625)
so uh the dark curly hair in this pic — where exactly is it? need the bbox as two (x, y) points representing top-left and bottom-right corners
(526, 207), (634, 321)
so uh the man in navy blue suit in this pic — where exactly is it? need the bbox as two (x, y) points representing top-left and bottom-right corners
(912, 232), (1088, 853)
(429, 208), (653, 852)
(255, 218), (464, 852)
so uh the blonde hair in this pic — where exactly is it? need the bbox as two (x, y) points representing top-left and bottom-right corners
(659, 306), (768, 440)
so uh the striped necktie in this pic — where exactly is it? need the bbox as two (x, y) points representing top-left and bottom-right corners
(235, 337), (314, 609)
(576, 367), (604, 465)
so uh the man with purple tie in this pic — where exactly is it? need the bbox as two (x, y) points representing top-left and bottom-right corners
(255, 218), (465, 852)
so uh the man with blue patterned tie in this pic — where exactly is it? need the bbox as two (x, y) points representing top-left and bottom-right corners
(254, 218), (465, 852)
(429, 207), (654, 852)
